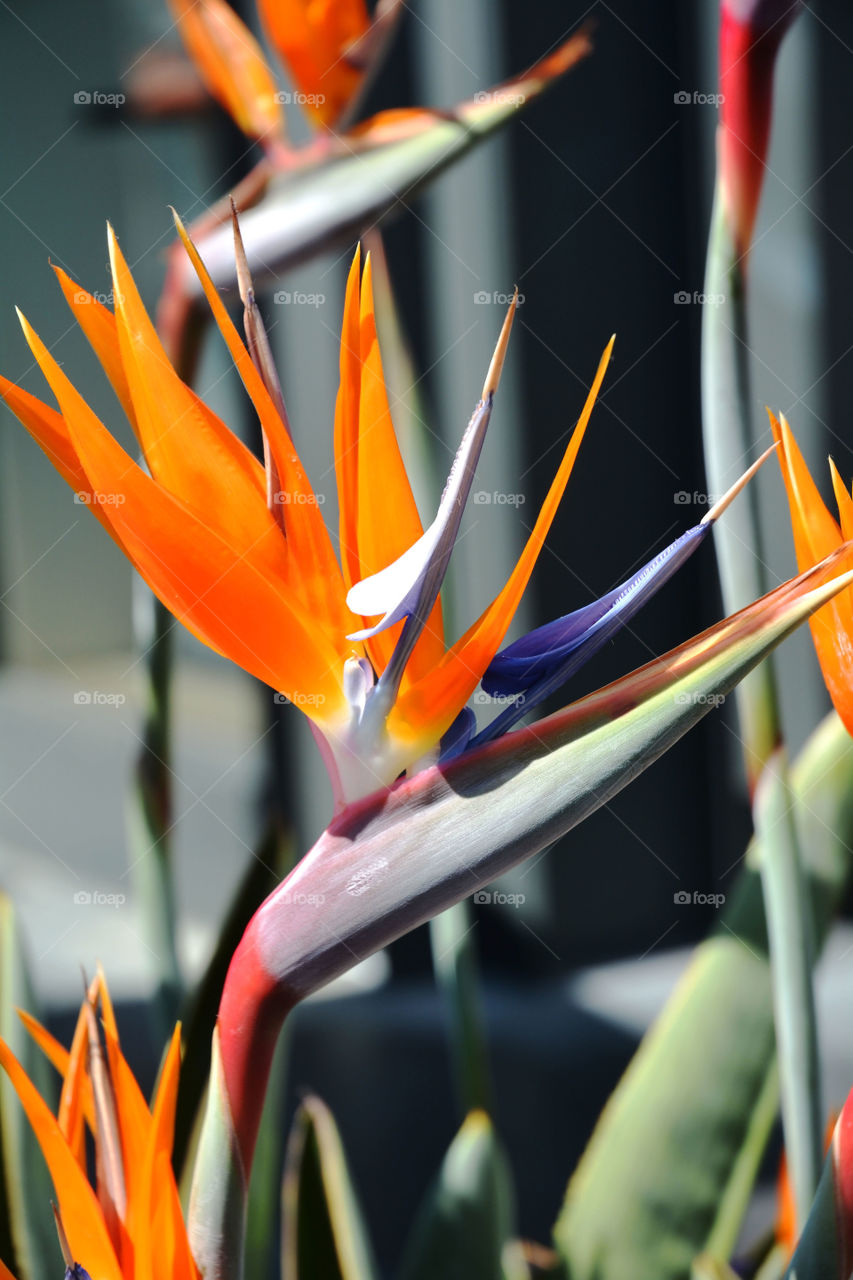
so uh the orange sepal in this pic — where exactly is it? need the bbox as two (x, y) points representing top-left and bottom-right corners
(257, 0), (369, 127)
(52, 267), (137, 430)
(390, 338), (614, 751)
(19, 311), (349, 720)
(0, 1038), (122, 1280)
(0, 375), (129, 554)
(341, 252), (443, 677)
(105, 227), (291, 587)
(168, 0), (285, 143)
(132, 1026), (193, 1280)
(771, 412), (853, 734)
(171, 212), (353, 642)
(17, 1007), (94, 1162)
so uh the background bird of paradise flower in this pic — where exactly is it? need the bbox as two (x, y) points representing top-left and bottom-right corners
(3, 0), (850, 1274)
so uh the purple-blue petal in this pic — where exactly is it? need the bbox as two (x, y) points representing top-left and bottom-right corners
(438, 706), (477, 762)
(470, 522), (712, 746)
(484, 524), (710, 697)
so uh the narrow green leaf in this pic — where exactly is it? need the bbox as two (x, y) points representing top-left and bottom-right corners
(755, 749), (822, 1218)
(397, 1110), (525, 1280)
(553, 711), (853, 1280)
(281, 1096), (379, 1280)
(244, 1027), (290, 1275)
(430, 901), (493, 1117)
(0, 895), (56, 1280)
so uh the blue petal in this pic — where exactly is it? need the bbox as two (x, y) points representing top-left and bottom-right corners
(473, 523), (712, 745)
(484, 524), (710, 696)
(438, 706), (477, 762)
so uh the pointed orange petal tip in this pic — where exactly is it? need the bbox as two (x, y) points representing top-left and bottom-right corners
(481, 288), (518, 400)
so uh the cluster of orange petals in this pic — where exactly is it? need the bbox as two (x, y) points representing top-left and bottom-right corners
(0, 971), (194, 1280)
(167, 0), (374, 140)
(0, 215), (610, 780)
(771, 411), (853, 736)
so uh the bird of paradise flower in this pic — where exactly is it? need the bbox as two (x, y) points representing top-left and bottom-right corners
(0, 211), (771, 809)
(0, 971), (193, 1280)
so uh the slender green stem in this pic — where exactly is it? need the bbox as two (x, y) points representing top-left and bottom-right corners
(701, 185), (822, 1223)
(430, 900), (493, 1115)
(126, 592), (182, 1040)
(755, 750), (822, 1220)
(701, 191), (780, 782)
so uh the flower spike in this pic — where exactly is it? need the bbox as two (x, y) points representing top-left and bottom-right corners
(477, 444), (778, 740)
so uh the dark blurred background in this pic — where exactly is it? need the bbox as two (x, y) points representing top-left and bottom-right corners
(2, 0), (853, 1268)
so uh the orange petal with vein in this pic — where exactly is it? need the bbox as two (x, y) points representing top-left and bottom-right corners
(171, 212), (352, 640)
(17, 1008), (94, 1161)
(391, 338), (614, 749)
(0, 376), (128, 553)
(53, 267), (137, 430)
(257, 0), (368, 127)
(133, 1026), (186, 1280)
(0, 1039), (122, 1280)
(351, 254), (443, 676)
(168, 0), (285, 143)
(106, 227), (289, 582)
(20, 312), (347, 716)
